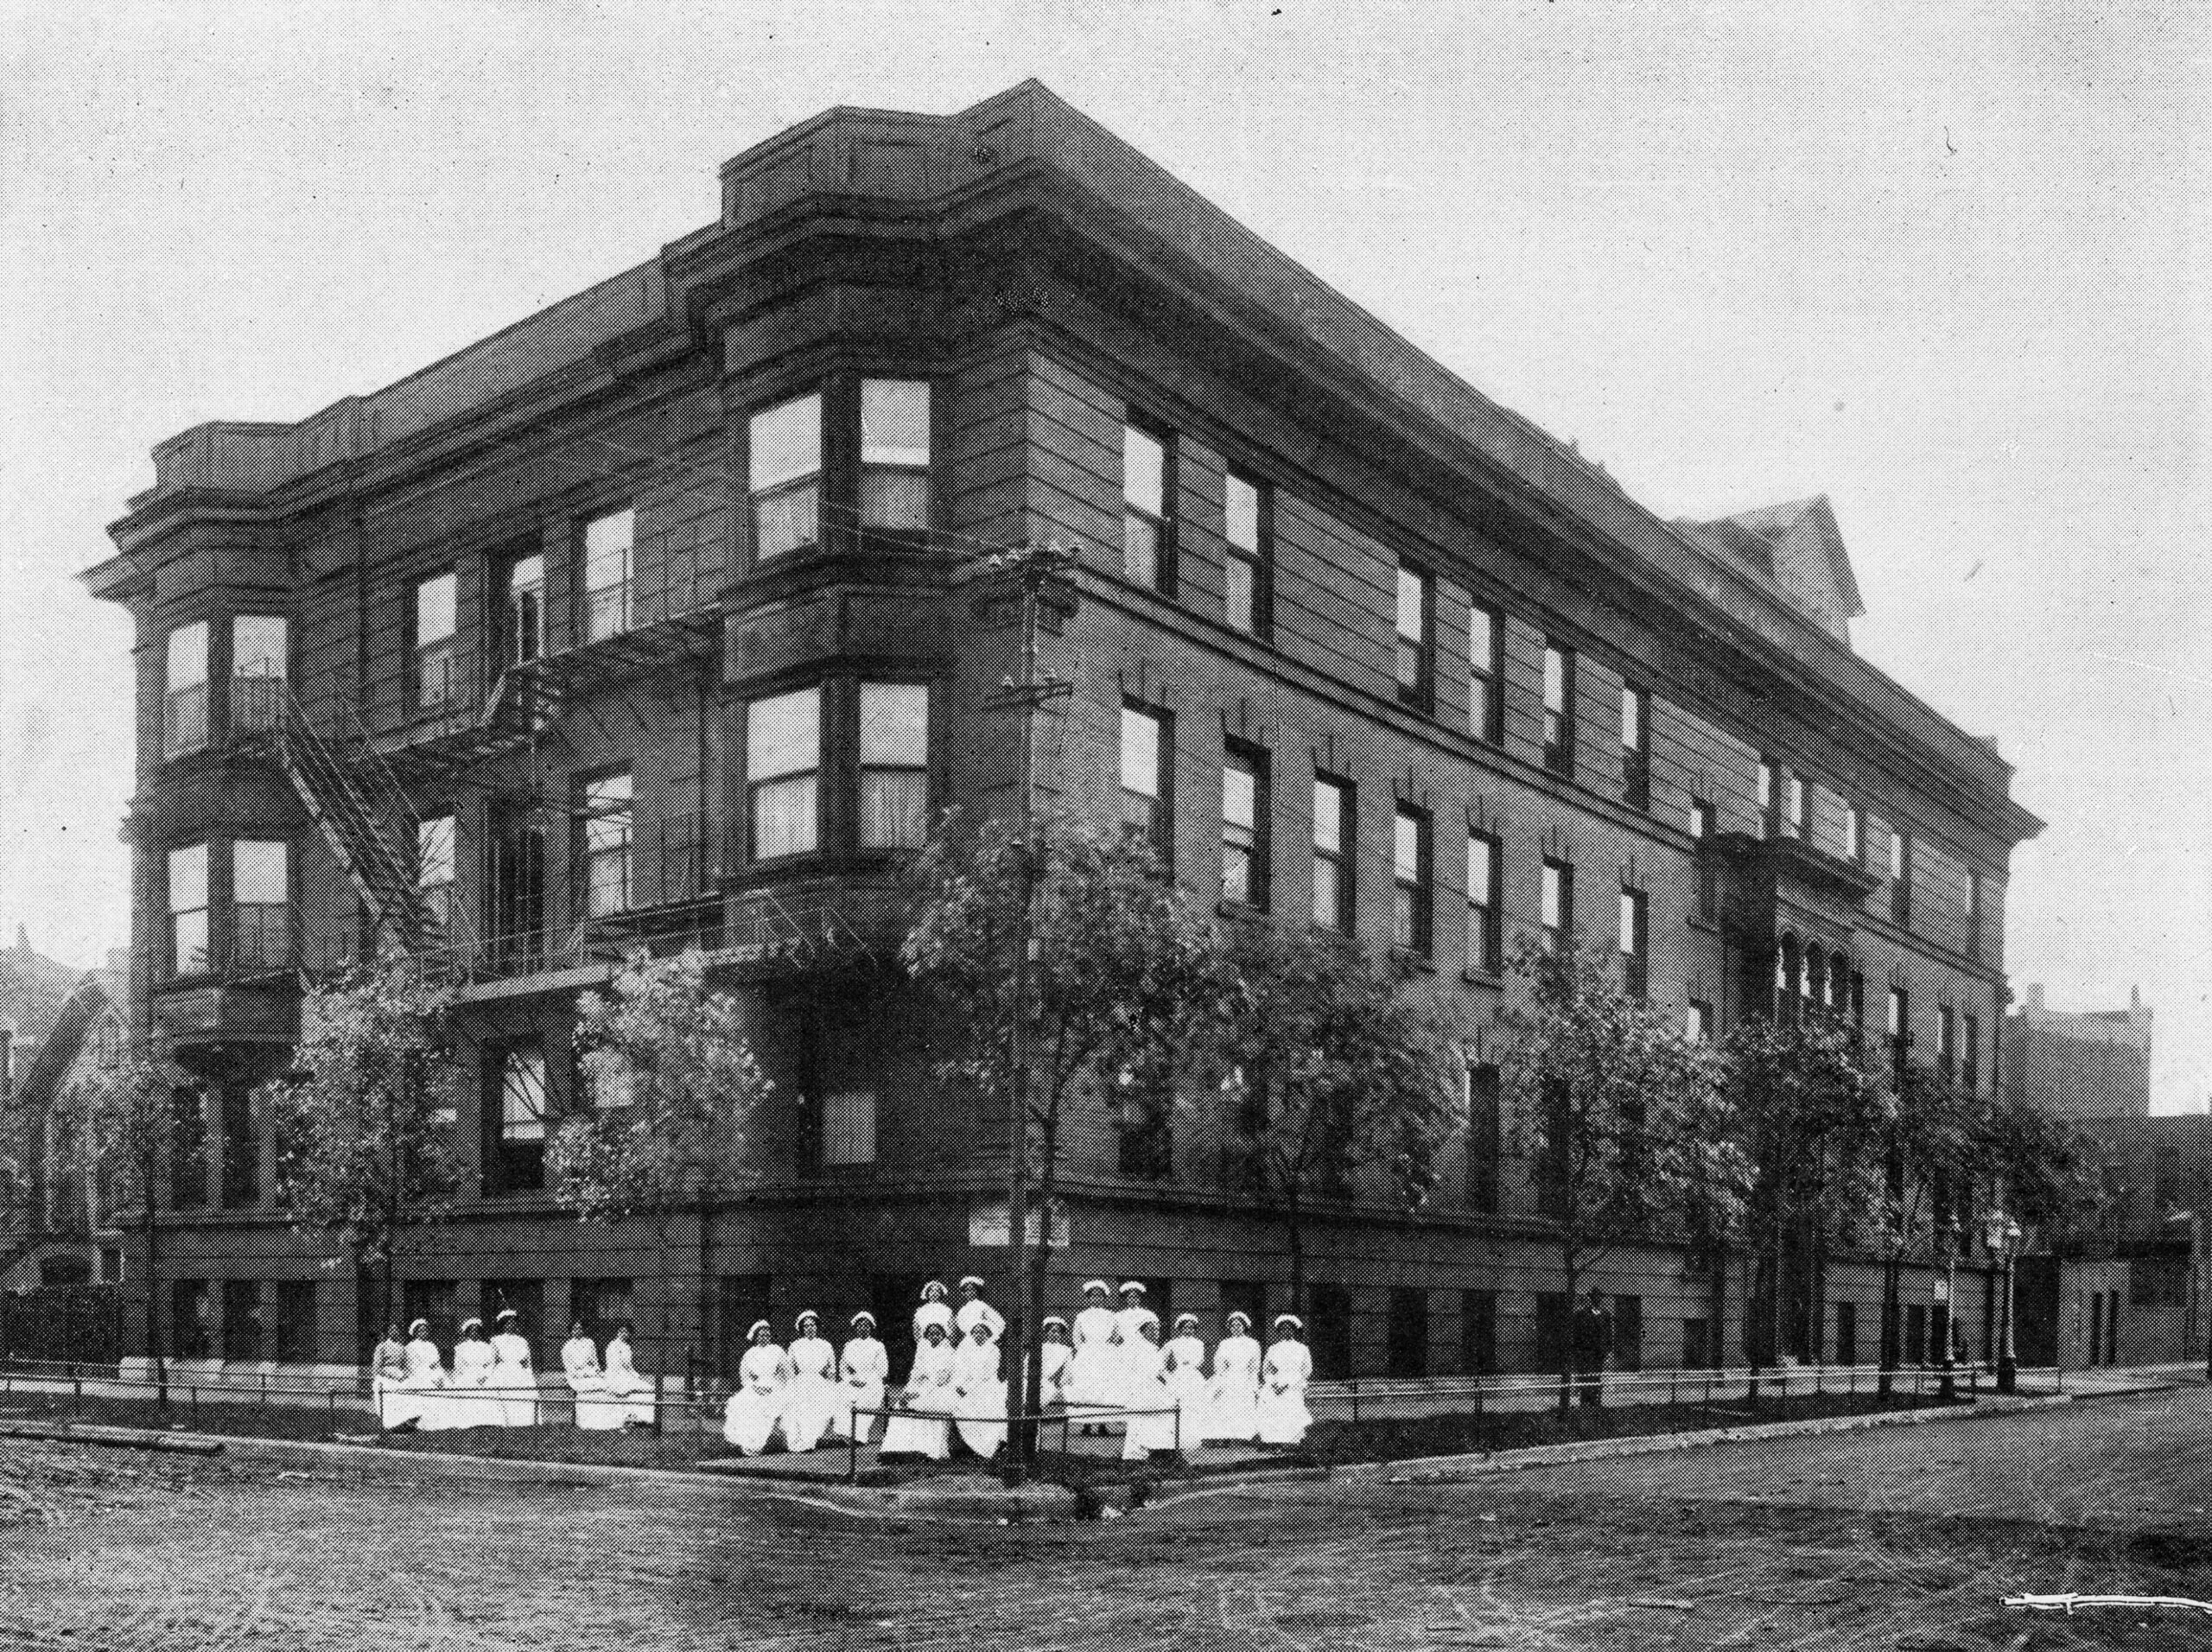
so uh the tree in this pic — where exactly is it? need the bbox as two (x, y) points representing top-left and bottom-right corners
(1499, 939), (1751, 1410)
(548, 946), (772, 1392)
(1985, 1094), (2107, 1250)
(903, 810), (1229, 1459)
(1722, 1013), (1888, 1379)
(61, 1052), (179, 1391)
(1869, 1058), (1986, 1396)
(262, 956), (467, 1354)
(1202, 922), (1463, 1320)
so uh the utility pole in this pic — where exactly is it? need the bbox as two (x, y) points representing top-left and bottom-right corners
(978, 542), (1074, 1483)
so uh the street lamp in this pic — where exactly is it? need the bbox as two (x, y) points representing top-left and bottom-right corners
(1937, 1216), (1960, 1402)
(1986, 1210), (2023, 1394)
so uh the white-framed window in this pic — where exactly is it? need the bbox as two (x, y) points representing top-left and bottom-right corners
(582, 508), (633, 642)
(1119, 702), (1172, 866)
(1844, 803), (1863, 863)
(822, 1090), (878, 1168)
(1392, 804), (1430, 954)
(1785, 772), (1806, 837)
(231, 615), (287, 733)
(167, 842), (209, 976)
(859, 682), (931, 849)
(232, 840), (289, 969)
(1395, 563), (1433, 711)
(750, 392), (822, 561)
(861, 379), (931, 532)
(1221, 744), (1268, 908)
(1468, 604), (1501, 744)
(1621, 685), (1649, 809)
(1122, 424), (1172, 590)
(1313, 776), (1352, 933)
(1465, 832), (1501, 973)
(582, 773), (633, 916)
(501, 550), (545, 667)
(1618, 887), (1649, 999)
(416, 815), (455, 934)
(747, 687), (821, 860)
(163, 621), (209, 758)
(1688, 1001), (1713, 1041)
(415, 572), (458, 709)
(1757, 758), (1779, 836)
(1541, 858), (1573, 952)
(1542, 644), (1574, 776)
(1224, 472), (1268, 635)
(499, 1045), (548, 1146)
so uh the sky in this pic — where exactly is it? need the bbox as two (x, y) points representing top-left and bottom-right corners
(2, 2), (2205, 1109)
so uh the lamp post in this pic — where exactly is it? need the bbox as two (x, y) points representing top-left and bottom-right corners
(1937, 1216), (1960, 1402)
(1986, 1210), (2022, 1394)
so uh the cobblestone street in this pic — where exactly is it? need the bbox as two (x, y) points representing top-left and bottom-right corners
(4, 1388), (2209, 1650)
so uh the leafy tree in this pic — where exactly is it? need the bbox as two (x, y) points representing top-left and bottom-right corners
(1868, 1058), (1986, 1395)
(1202, 922), (1463, 1318)
(262, 956), (467, 1352)
(1498, 939), (1751, 1410)
(59, 1052), (180, 1388)
(548, 946), (772, 1389)
(1985, 1093), (2107, 1250)
(1722, 1013), (1888, 1376)
(903, 810), (1229, 1451)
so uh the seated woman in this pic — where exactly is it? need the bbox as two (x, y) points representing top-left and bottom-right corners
(912, 1280), (956, 1350)
(370, 1324), (417, 1431)
(1202, 1310), (1262, 1446)
(878, 1321), (955, 1461)
(828, 1311), (888, 1442)
(1120, 1318), (1181, 1460)
(562, 1321), (623, 1432)
(399, 1318), (454, 1432)
(1255, 1315), (1313, 1448)
(488, 1310), (539, 1427)
(1163, 1312), (1210, 1435)
(448, 1318), (498, 1429)
(779, 1311), (838, 1453)
(721, 1320), (787, 1455)
(950, 1319), (1007, 1460)
(601, 1323), (658, 1427)
(1033, 1316), (1074, 1411)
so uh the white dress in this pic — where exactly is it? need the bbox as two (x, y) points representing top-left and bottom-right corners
(449, 1337), (498, 1428)
(779, 1334), (838, 1452)
(563, 1336), (622, 1431)
(1255, 1340), (1314, 1445)
(878, 1341), (954, 1459)
(953, 1299), (1007, 1343)
(1113, 1306), (1161, 1418)
(950, 1339), (1007, 1458)
(1163, 1334), (1210, 1432)
(912, 1299), (955, 1349)
(1065, 1305), (1122, 1419)
(829, 1336), (889, 1440)
(1203, 1333), (1262, 1444)
(1120, 1340), (1180, 1458)
(489, 1331), (539, 1426)
(1033, 1341), (1073, 1409)
(372, 1341), (416, 1429)
(721, 1343), (787, 1454)
(400, 1337), (454, 1432)
(602, 1337), (658, 1425)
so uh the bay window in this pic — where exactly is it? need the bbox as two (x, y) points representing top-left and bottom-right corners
(750, 392), (822, 561)
(232, 840), (290, 969)
(167, 843), (208, 976)
(230, 614), (287, 733)
(860, 379), (931, 531)
(163, 622), (209, 758)
(859, 683), (930, 849)
(747, 687), (820, 859)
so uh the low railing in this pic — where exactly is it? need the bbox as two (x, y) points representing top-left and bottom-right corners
(840, 1401), (1185, 1484)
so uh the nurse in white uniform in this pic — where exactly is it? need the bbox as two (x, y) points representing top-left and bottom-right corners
(399, 1318), (454, 1432)
(953, 1276), (1006, 1344)
(489, 1310), (539, 1426)
(602, 1323), (658, 1426)
(1203, 1310), (1262, 1445)
(563, 1320), (621, 1432)
(878, 1322), (955, 1460)
(1162, 1312), (1210, 1433)
(912, 1280), (956, 1350)
(1256, 1314), (1314, 1447)
(1066, 1280), (1121, 1434)
(1119, 1318), (1180, 1459)
(371, 1325), (417, 1431)
(950, 1320), (1007, 1460)
(779, 1311), (837, 1452)
(1033, 1316), (1074, 1410)
(449, 1317), (497, 1428)
(829, 1311), (889, 1441)
(1112, 1282), (1159, 1422)
(721, 1320), (787, 1454)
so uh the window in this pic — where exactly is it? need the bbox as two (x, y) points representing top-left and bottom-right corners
(1843, 803), (1863, 864)
(167, 843), (209, 976)
(858, 683), (930, 850)
(1460, 1289), (1497, 1376)
(1395, 563), (1433, 712)
(1690, 799), (1719, 922)
(1224, 472), (1270, 636)
(1392, 805), (1431, 954)
(1889, 829), (1912, 924)
(1118, 702), (1172, 867)
(1834, 1300), (1858, 1367)
(1621, 685), (1649, 810)
(499, 551), (544, 668)
(1541, 645), (1575, 777)
(1611, 1294), (1643, 1372)
(1122, 423), (1173, 590)
(1465, 1062), (1500, 1214)
(232, 840), (289, 969)
(579, 508), (634, 641)
(1465, 832), (1502, 974)
(1618, 888), (1649, 999)
(860, 378), (931, 531)
(1961, 1012), (1980, 1095)
(750, 392), (822, 561)
(219, 1084), (258, 1207)
(415, 572), (458, 710)
(1313, 776), (1353, 932)
(221, 1280), (262, 1362)
(1785, 773), (1805, 837)
(1221, 744), (1268, 908)
(1964, 871), (1982, 956)
(416, 815), (455, 936)
(747, 688), (821, 860)
(169, 1090), (207, 1210)
(488, 1043), (547, 1194)
(1757, 758), (1779, 837)
(822, 1090), (877, 1168)
(1388, 1287), (1428, 1378)
(1116, 1073), (1173, 1180)
(1541, 858), (1573, 953)
(231, 615), (287, 733)
(274, 1280), (318, 1364)
(1468, 604), (1501, 744)
(1887, 987), (1910, 1072)
(163, 621), (209, 758)
(1936, 1005), (1955, 1082)
(1688, 1000), (1713, 1042)
(580, 773), (632, 917)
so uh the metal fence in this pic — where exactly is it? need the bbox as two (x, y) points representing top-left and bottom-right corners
(0, 1286), (124, 1366)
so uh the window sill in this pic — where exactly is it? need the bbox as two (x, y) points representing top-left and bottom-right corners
(1391, 948), (1436, 973)
(1688, 916), (1719, 935)
(1217, 899), (1271, 924)
(1461, 966), (1505, 988)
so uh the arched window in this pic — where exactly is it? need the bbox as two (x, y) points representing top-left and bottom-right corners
(1829, 952), (1853, 1012)
(1807, 948), (1828, 1011)
(1776, 934), (1802, 1020)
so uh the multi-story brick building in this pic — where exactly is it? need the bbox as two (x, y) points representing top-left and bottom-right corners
(83, 83), (2042, 1382)
(2004, 983), (2155, 1122)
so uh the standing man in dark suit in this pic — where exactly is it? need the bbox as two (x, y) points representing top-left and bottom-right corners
(1571, 1289), (1611, 1407)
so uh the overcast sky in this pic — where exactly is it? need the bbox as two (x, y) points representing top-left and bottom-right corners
(3, 3), (2204, 1109)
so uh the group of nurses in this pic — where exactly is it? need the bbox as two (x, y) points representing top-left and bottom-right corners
(374, 1309), (551, 1432)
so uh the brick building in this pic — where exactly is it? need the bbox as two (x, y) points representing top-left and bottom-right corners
(82, 84), (2041, 1381)
(2003, 982), (2154, 1121)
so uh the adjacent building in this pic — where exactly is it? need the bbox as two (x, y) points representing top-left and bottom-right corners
(2004, 983), (2154, 1121)
(83, 83), (2042, 1381)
